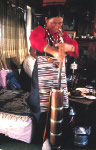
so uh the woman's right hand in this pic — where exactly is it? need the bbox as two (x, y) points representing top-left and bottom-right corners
(53, 47), (66, 63)
(44, 44), (67, 62)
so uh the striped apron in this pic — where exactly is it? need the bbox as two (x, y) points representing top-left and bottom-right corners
(37, 56), (69, 112)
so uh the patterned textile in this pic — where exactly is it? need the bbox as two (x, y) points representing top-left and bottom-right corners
(0, 89), (33, 143)
(0, 112), (32, 143)
(0, 89), (31, 115)
(37, 56), (69, 112)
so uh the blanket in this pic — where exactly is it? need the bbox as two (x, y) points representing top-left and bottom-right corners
(0, 89), (31, 116)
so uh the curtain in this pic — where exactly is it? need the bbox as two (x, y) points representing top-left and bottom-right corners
(0, 0), (28, 68)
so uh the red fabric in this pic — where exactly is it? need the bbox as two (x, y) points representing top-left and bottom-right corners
(29, 26), (47, 52)
(43, 3), (65, 6)
(63, 31), (79, 58)
(29, 25), (79, 57)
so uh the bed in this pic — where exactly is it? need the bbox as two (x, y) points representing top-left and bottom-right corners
(0, 69), (34, 143)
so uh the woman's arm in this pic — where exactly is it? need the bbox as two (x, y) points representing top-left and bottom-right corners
(29, 26), (79, 62)
(63, 31), (79, 58)
(29, 26), (65, 62)
(29, 26), (48, 52)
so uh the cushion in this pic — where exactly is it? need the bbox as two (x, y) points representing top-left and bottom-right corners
(23, 55), (36, 78)
(0, 70), (12, 88)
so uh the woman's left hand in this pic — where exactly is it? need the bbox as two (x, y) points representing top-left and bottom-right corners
(56, 43), (75, 53)
(55, 43), (75, 63)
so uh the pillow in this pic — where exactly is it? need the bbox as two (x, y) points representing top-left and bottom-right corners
(0, 70), (12, 88)
(23, 55), (36, 78)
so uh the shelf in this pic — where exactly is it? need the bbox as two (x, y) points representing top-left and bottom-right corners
(76, 39), (96, 42)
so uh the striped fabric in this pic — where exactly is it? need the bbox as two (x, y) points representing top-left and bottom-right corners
(37, 56), (69, 112)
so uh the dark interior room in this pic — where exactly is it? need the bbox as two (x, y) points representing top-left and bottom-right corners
(0, 0), (96, 150)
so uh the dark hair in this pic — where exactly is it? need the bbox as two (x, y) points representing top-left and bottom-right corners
(44, 5), (64, 19)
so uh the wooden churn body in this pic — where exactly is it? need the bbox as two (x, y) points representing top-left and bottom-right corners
(50, 88), (64, 148)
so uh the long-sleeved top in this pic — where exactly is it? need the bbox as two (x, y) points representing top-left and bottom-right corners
(29, 25), (79, 58)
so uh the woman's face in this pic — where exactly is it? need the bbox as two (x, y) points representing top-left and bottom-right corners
(45, 17), (63, 33)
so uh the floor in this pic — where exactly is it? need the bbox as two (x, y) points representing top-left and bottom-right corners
(0, 133), (96, 150)
(0, 112), (96, 150)
(0, 134), (42, 150)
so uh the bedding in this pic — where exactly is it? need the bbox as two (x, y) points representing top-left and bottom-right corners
(0, 89), (30, 115)
(0, 89), (33, 143)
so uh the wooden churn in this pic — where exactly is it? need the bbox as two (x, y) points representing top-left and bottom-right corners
(43, 62), (64, 149)
(50, 88), (64, 149)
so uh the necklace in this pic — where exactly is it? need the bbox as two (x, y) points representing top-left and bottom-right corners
(45, 52), (59, 67)
(44, 24), (63, 46)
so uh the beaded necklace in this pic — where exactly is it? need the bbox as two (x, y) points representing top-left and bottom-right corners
(44, 24), (64, 67)
(44, 24), (63, 46)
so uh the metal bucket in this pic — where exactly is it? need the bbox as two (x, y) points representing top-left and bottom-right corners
(50, 88), (64, 148)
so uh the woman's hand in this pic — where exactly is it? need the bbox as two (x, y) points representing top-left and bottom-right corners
(56, 43), (75, 53)
(55, 43), (75, 62)
(44, 43), (75, 63)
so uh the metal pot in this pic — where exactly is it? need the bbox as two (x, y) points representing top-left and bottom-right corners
(73, 126), (91, 146)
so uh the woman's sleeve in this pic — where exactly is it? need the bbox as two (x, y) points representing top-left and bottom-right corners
(63, 31), (79, 58)
(29, 26), (48, 52)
